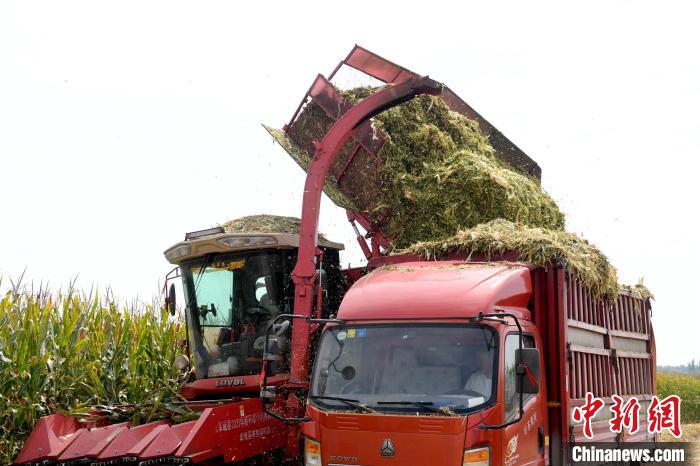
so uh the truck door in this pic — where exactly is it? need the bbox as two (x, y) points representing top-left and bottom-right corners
(503, 333), (546, 466)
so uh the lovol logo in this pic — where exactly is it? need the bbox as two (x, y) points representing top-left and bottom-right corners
(380, 438), (396, 457)
(216, 378), (245, 387)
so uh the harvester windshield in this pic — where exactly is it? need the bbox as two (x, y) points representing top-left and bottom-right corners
(310, 324), (497, 414)
(180, 250), (294, 379)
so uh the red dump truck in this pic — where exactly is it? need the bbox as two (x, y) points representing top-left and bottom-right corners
(300, 258), (656, 466)
(13, 47), (655, 466)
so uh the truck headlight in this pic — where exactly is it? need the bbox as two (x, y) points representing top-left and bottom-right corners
(304, 437), (321, 466)
(463, 446), (489, 466)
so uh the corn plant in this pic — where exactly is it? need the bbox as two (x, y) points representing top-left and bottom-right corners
(658, 372), (700, 424)
(0, 278), (186, 465)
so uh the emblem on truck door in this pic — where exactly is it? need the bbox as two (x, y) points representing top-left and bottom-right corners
(380, 438), (396, 457)
(506, 434), (519, 458)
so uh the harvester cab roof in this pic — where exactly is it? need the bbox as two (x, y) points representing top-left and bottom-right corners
(164, 227), (344, 265)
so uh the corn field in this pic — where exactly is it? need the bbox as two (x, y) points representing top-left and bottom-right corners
(0, 279), (186, 465)
(658, 372), (700, 424)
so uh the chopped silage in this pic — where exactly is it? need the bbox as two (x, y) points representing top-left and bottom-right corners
(621, 281), (654, 301)
(263, 126), (358, 211)
(220, 214), (328, 240)
(275, 88), (565, 248)
(342, 89), (565, 248)
(221, 214), (304, 235)
(401, 219), (620, 300)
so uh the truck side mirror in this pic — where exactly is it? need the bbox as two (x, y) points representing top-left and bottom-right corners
(167, 283), (177, 316)
(516, 348), (540, 394)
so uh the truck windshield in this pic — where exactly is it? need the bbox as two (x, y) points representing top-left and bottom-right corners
(180, 250), (294, 379)
(310, 324), (497, 414)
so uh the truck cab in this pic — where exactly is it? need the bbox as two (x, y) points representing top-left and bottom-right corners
(164, 226), (345, 400)
(303, 261), (547, 466)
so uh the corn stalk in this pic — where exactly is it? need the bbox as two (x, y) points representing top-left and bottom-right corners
(0, 278), (186, 465)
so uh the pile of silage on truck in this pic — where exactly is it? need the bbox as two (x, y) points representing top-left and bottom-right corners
(337, 89), (565, 248)
(270, 87), (564, 248)
(401, 219), (620, 300)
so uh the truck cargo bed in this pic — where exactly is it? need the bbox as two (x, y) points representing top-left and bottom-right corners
(531, 268), (655, 462)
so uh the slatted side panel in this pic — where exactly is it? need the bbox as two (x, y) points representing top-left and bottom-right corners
(566, 273), (606, 328)
(564, 272), (615, 398)
(609, 288), (653, 401)
(610, 292), (650, 335)
(568, 349), (615, 399)
(615, 355), (653, 396)
(563, 271), (654, 443)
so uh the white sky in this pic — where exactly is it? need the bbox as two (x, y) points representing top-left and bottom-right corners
(1, 1), (698, 365)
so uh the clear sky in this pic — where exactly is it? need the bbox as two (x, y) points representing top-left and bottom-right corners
(1, 1), (698, 365)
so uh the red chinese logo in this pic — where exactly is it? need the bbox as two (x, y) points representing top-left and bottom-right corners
(609, 395), (640, 434)
(572, 392), (605, 439)
(572, 392), (682, 439)
(648, 395), (682, 438)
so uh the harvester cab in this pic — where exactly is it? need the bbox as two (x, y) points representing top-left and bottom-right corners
(163, 224), (345, 399)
